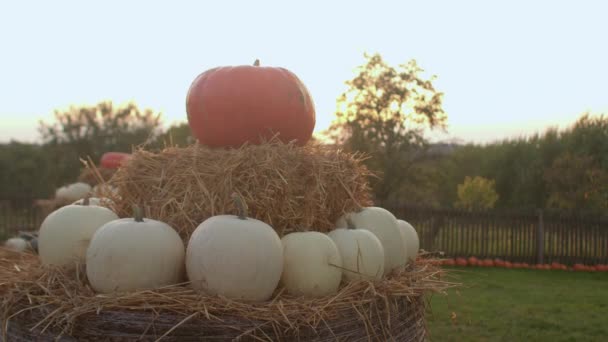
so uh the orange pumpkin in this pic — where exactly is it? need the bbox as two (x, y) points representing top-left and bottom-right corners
(467, 256), (479, 267)
(573, 264), (585, 272)
(494, 258), (505, 267)
(482, 259), (494, 267)
(100, 152), (131, 169)
(504, 261), (513, 269)
(455, 258), (468, 267)
(442, 259), (456, 266)
(186, 59), (316, 148)
(550, 262), (566, 271)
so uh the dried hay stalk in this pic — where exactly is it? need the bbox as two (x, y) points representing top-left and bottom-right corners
(78, 166), (116, 187)
(106, 138), (375, 240)
(0, 248), (456, 341)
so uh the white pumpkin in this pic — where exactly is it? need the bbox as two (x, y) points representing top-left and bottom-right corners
(336, 207), (407, 275)
(4, 237), (29, 252)
(38, 200), (119, 266)
(327, 228), (385, 281)
(86, 207), (185, 293)
(73, 196), (114, 208)
(54, 185), (70, 201)
(55, 182), (92, 202)
(281, 231), (343, 298)
(186, 194), (283, 302)
(397, 219), (420, 264)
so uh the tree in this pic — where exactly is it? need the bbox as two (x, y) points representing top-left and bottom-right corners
(325, 53), (447, 203)
(454, 176), (499, 210)
(0, 142), (55, 199)
(151, 122), (195, 149)
(544, 153), (608, 212)
(562, 113), (608, 168)
(38, 101), (163, 186)
(39, 100), (162, 154)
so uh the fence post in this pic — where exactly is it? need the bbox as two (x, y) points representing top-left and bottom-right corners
(536, 209), (545, 265)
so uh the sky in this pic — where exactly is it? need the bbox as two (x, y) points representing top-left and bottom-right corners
(1, 0), (607, 145)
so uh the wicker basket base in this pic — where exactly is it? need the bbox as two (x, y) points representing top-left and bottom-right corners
(1, 295), (426, 342)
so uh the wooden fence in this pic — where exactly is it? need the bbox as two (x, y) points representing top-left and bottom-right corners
(2, 199), (608, 265)
(0, 200), (43, 239)
(385, 204), (608, 266)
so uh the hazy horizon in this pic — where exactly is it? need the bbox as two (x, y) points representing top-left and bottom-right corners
(1, 0), (607, 145)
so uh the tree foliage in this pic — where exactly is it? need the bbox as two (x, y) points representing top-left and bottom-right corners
(326, 53), (447, 203)
(39, 100), (162, 155)
(544, 153), (608, 211)
(436, 112), (608, 213)
(37, 101), (163, 187)
(454, 176), (499, 210)
(0, 142), (54, 199)
(151, 122), (195, 149)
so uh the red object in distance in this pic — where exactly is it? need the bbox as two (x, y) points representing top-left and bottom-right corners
(100, 152), (131, 169)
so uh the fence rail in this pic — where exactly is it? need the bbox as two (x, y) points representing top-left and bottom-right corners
(2, 200), (608, 266)
(384, 204), (608, 266)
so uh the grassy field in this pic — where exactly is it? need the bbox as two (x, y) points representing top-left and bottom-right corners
(426, 267), (608, 341)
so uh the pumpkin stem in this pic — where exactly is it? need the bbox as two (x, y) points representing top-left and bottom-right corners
(231, 192), (248, 220)
(133, 205), (144, 222)
(253, 59), (260, 67)
(79, 195), (90, 206)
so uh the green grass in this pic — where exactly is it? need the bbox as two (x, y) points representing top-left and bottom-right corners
(426, 267), (608, 342)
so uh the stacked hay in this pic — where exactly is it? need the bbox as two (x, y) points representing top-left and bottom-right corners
(106, 138), (374, 240)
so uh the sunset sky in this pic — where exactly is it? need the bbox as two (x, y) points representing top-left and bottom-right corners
(1, 0), (607, 144)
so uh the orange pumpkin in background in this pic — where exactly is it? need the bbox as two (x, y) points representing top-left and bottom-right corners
(186, 59), (316, 148)
(467, 256), (479, 267)
(100, 152), (131, 169)
(482, 259), (494, 267)
(573, 264), (585, 272)
(443, 258), (456, 266)
(494, 258), (505, 267)
(550, 262), (568, 271)
(455, 257), (468, 267)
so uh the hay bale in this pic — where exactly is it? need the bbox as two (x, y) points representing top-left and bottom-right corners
(107, 139), (374, 240)
(78, 166), (116, 187)
(0, 250), (454, 341)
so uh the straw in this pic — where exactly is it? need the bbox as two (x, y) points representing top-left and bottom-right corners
(102, 137), (375, 241)
(0, 248), (456, 341)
